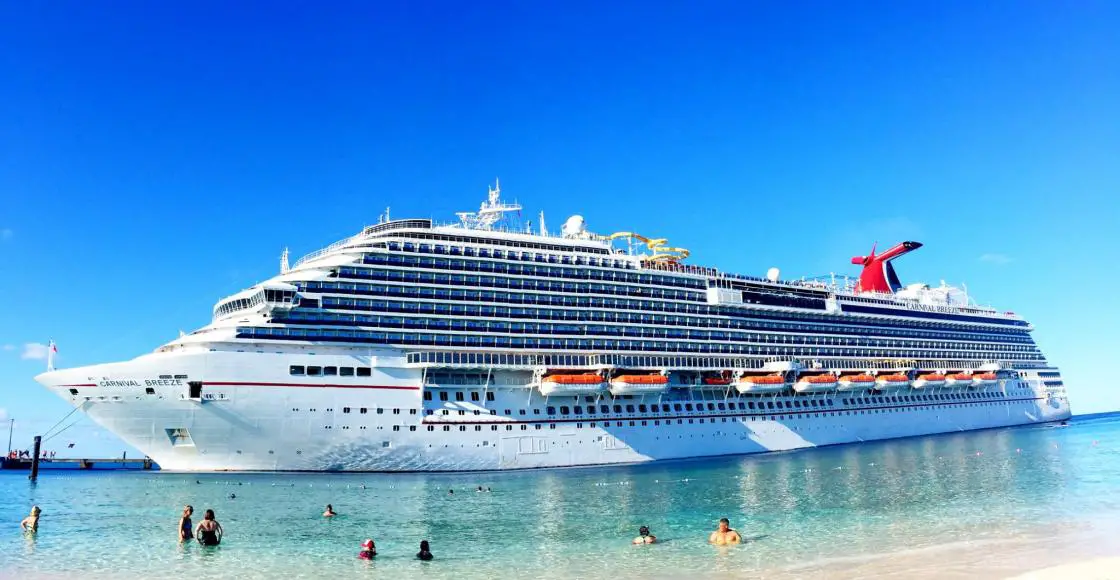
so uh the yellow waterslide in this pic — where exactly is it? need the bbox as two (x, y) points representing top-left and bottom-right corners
(601, 231), (690, 262)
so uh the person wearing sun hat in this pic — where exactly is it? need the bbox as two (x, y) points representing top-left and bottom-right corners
(358, 539), (377, 560)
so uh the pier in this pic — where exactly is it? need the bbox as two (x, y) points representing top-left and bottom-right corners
(2, 456), (157, 471)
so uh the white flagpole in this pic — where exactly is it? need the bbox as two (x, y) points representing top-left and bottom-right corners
(46, 339), (55, 372)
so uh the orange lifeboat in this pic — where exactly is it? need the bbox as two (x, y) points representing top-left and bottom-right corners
(733, 374), (788, 394)
(912, 373), (946, 388)
(972, 372), (999, 386)
(539, 373), (605, 396)
(945, 372), (973, 387)
(702, 377), (733, 386)
(875, 373), (911, 390)
(793, 373), (838, 393)
(609, 373), (670, 395)
(838, 374), (875, 391)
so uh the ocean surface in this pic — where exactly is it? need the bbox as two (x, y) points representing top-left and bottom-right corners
(3, 415), (1120, 579)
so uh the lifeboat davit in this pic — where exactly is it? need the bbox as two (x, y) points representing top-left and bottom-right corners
(972, 372), (999, 387)
(733, 374), (789, 394)
(875, 373), (911, 390)
(539, 373), (606, 396)
(609, 374), (670, 395)
(944, 372), (973, 388)
(793, 374), (839, 393)
(837, 374), (876, 391)
(912, 373), (946, 388)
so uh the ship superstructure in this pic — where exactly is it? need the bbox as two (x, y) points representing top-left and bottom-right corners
(36, 183), (1070, 471)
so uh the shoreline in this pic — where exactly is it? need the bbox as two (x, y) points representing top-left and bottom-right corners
(755, 517), (1120, 580)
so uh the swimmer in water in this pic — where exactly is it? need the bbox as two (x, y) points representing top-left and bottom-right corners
(358, 539), (376, 560)
(632, 525), (657, 544)
(417, 540), (434, 561)
(708, 518), (741, 545)
(195, 509), (223, 546)
(20, 506), (41, 533)
(178, 505), (194, 542)
(323, 504), (337, 517)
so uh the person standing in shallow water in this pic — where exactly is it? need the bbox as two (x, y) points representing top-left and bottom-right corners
(195, 509), (223, 546)
(323, 504), (337, 517)
(417, 540), (434, 561)
(708, 518), (741, 545)
(178, 505), (194, 542)
(21, 506), (41, 533)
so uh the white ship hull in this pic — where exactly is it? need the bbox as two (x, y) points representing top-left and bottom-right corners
(37, 348), (1072, 472)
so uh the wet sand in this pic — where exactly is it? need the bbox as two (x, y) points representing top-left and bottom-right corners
(757, 518), (1120, 580)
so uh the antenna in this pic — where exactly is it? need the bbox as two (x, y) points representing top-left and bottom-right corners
(539, 211), (548, 236)
(456, 179), (521, 230)
(280, 248), (290, 274)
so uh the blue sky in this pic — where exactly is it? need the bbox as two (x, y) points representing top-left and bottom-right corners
(1, 2), (1118, 457)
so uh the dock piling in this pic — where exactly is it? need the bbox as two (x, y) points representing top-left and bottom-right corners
(29, 435), (41, 482)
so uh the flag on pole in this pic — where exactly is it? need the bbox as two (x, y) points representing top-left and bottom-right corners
(46, 339), (57, 372)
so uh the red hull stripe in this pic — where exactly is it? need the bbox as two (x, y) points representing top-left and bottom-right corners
(60, 383), (97, 387)
(202, 381), (420, 391)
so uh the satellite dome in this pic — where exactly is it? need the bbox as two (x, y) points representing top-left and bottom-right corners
(562, 215), (586, 238)
(766, 267), (780, 282)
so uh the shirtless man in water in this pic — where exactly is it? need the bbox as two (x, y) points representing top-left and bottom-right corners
(708, 518), (742, 545)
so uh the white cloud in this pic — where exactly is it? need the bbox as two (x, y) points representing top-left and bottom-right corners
(2, 344), (13, 351)
(0, 228), (11, 240)
(0, 408), (7, 421)
(979, 253), (1012, 265)
(21, 342), (51, 360)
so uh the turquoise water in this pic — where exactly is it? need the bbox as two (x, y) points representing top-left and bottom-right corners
(3, 416), (1120, 579)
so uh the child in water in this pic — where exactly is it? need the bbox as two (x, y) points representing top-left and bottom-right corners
(323, 504), (337, 517)
(417, 540), (434, 561)
(21, 506), (41, 533)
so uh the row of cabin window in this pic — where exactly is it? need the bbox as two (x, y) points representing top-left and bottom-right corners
(358, 253), (704, 290)
(277, 312), (1035, 353)
(382, 232), (612, 257)
(311, 277), (702, 304)
(341, 407), (415, 415)
(308, 283), (1029, 338)
(293, 301), (1035, 347)
(421, 401), (1031, 432)
(249, 329), (1045, 361)
(419, 390), (1014, 416)
(422, 391), (497, 402)
(289, 365), (372, 377)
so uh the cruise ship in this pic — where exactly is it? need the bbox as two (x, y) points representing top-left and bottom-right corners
(35, 183), (1071, 471)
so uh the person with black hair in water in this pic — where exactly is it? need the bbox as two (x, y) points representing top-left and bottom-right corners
(632, 525), (657, 544)
(195, 509), (223, 546)
(417, 540), (434, 561)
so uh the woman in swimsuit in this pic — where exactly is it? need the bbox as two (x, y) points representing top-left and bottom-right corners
(195, 509), (223, 546)
(178, 505), (194, 542)
(20, 506), (41, 533)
